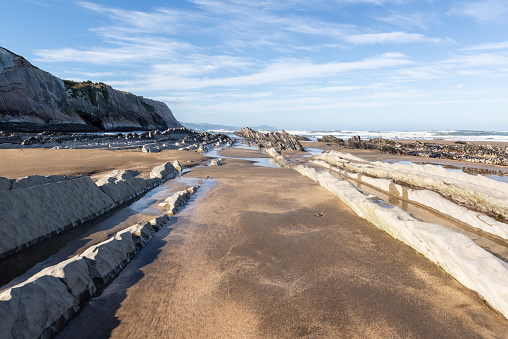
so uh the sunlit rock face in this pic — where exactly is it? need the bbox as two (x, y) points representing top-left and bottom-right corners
(0, 46), (182, 132)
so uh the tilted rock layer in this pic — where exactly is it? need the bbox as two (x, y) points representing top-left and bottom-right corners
(235, 127), (305, 151)
(0, 46), (182, 132)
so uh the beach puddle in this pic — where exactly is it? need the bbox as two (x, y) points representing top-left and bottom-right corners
(303, 147), (324, 157)
(204, 142), (281, 168)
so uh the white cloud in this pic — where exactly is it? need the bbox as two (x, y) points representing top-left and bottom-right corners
(77, 2), (199, 34)
(133, 55), (414, 91)
(388, 51), (508, 83)
(449, 0), (508, 22)
(442, 53), (508, 68)
(345, 32), (443, 44)
(460, 41), (508, 51)
(33, 37), (193, 64)
(379, 52), (407, 58)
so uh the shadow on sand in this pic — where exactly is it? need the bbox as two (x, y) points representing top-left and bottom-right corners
(55, 217), (178, 339)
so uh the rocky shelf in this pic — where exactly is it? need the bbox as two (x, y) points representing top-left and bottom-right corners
(318, 135), (508, 166)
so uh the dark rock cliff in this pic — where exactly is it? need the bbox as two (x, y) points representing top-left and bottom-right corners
(0, 46), (182, 132)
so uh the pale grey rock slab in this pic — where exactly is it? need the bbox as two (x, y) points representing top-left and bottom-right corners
(47, 257), (96, 303)
(173, 160), (182, 173)
(0, 176), (115, 257)
(96, 170), (146, 204)
(0, 273), (78, 339)
(150, 162), (178, 180)
(10, 174), (76, 190)
(210, 159), (222, 166)
(81, 230), (136, 288)
(11, 175), (51, 190)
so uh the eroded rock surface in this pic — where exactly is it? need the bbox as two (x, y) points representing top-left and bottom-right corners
(318, 133), (508, 166)
(235, 127), (305, 151)
(315, 151), (508, 220)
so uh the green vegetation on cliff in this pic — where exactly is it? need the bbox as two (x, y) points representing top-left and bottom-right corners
(63, 80), (111, 106)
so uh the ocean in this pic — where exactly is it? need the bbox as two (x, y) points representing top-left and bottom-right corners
(208, 129), (508, 143)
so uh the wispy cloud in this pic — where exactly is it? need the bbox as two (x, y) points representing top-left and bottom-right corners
(77, 1), (203, 34)
(34, 37), (194, 64)
(376, 12), (438, 30)
(345, 32), (443, 44)
(460, 41), (508, 51)
(449, 0), (508, 22)
(119, 55), (414, 91)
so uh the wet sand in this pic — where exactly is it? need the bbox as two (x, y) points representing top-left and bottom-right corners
(56, 157), (508, 338)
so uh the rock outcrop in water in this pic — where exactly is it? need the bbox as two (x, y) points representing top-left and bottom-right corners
(235, 127), (305, 151)
(0, 46), (181, 132)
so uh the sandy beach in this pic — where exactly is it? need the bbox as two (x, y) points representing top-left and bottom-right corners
(0, 148), (208, 180)
(2, 141), (508, 337)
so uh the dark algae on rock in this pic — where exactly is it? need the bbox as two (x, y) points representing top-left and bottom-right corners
(0, 46), (181, 132)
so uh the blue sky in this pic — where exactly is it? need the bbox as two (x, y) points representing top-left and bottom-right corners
(1, 0), (508, 130)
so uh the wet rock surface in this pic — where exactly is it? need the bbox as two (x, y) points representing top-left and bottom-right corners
(0, 127), (233, 151)
(319, 135), (508, 166)
(235, 126), (305, 151)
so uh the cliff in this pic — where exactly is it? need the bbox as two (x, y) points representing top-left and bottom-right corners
(0, 46), (182, 132)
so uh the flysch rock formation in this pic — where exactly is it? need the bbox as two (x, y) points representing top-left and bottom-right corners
(158, 186), (199, 215)
(0, 46), (181, 132)
(311, 159), (508, 241)
(315, 151), (508, 220)
(0, 162), (179, 258)
(264, 147), (289, 166)
(295, 165), (508, 320)
(235, 127), (305, 151)
(317, 134), (508, 166)
(0, 215), (170, 339)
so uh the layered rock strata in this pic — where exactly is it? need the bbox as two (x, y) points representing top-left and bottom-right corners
(312, 159), (508, 241)
(0, 215), (170, 339)
(158, 186), (199, 215)
(0, 162), (179, 258)
(318, 134), (508, 166)
(235, 127), (305, 151)
(295, 165), (508, 319)
(264, 147), (289, 166)
(315, 151), (508, 220)
(0, 46), (181, 132)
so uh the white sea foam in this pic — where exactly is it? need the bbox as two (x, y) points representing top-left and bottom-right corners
(281, 130), (508, 142)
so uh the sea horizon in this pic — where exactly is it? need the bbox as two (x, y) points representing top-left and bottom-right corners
(201, 128), (508, 143)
